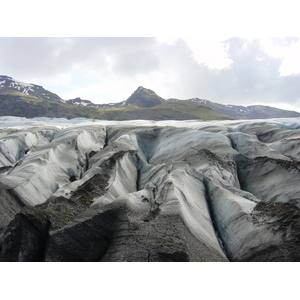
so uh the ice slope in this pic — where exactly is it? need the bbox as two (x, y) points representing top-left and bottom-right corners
(0, 125), (106, 205)
(1, 117), (300, 261)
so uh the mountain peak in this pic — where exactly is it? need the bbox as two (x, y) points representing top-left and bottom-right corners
(133, 86), (155, 95)
(136, 86), (145, 92)
(125, 86), (165, 108)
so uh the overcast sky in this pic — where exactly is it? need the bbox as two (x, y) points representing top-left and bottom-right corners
(1, 2), (300, 112)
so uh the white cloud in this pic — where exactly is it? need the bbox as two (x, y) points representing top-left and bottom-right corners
(184, 37), (232, 70)
(260, 38), (300, 76)
(157, 37), (232, 70)
(279, 40), (300, 76)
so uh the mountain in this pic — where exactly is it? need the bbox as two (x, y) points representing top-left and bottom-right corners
(65, 97), (99, 107)
(183, 97), (300, 119)
(0, 75), (62, 101)
(0, 75), (299, 120)
(0, 87), (232, 120)
(122, 86), (166, 108)
(0, 88), (100, 119)
(1, 117), (300, 261)
(0, 81), (233, 120)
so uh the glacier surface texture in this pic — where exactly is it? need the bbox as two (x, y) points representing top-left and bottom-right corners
(1, 117), (300, 262)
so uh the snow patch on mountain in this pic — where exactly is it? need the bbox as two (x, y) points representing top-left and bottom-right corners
(0, 75), (62, 101)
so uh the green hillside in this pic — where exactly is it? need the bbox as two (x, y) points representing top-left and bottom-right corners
(157, 100), (235, 120)
(0, 87), (234, 121)
(0, 88), (96, 119)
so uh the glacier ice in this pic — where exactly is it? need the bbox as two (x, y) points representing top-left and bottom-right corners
(1, 117), (300, 262)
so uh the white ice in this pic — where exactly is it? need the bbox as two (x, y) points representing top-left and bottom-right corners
(1, 116), (300, 260)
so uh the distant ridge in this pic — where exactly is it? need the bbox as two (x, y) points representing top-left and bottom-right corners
(184, 97), (300, 119)
(1, 75), (300, 120)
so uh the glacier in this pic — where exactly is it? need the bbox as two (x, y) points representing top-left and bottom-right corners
(0, 116), (300, 262)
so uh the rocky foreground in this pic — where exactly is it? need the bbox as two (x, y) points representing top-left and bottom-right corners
(1, 117), (300, 262)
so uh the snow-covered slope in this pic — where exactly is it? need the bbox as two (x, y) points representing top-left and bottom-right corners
(1, 117), (300, 262)
(0, 75), (62, 101)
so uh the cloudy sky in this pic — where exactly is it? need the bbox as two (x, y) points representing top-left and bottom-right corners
(1, 2), (300, 112)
